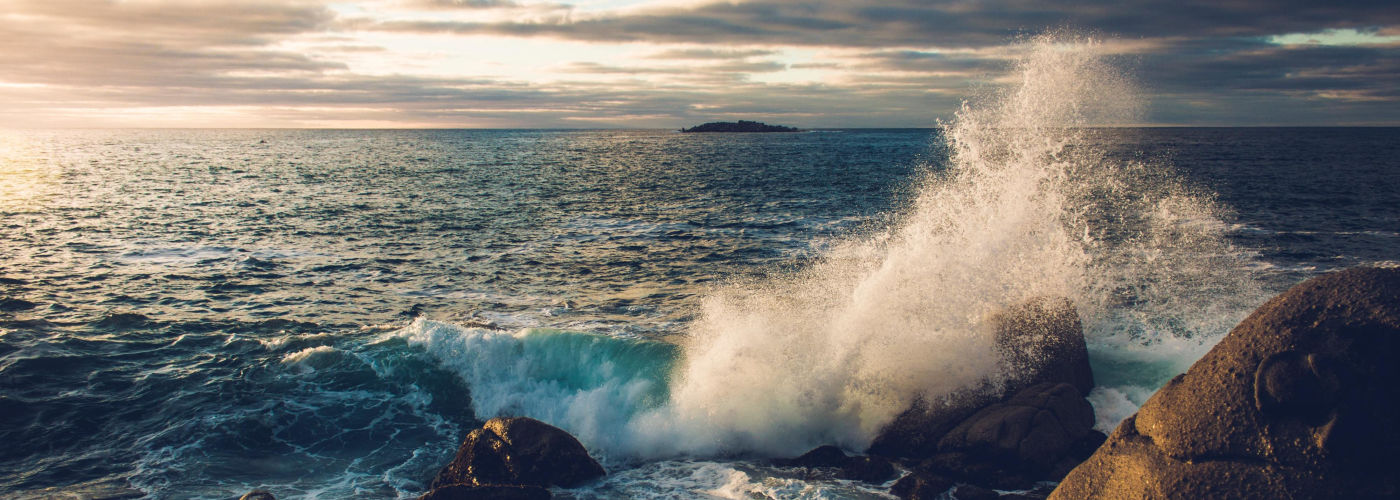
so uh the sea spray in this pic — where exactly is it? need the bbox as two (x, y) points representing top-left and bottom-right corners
(401, 34), (1267, 462)
(634, 34), (1265, 457)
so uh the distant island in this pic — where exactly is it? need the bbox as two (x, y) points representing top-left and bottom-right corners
(680, 120), (801, 133)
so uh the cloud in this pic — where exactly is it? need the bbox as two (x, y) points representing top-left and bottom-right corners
(0, 0), (1397, 127)
(645, 48), (780, 60)
(353, 0), (1400, 48)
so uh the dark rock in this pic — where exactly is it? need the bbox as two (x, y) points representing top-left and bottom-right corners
(777, 445), (894, 483)
(867, 396), (985, 459)
(419, 484), (551, 500)
(1051, 267), (1400, 499)
(836, 455), (896, 483)
(778, 445), (848, 468)
(432, 417), (605, 490)
(951, 484), (999, 500)
(869, 298), (1092, 460)
(680, 120), (800, 133)
(938, 382), (1094, 476)
(0, 298), (36, 312)
(992, 297), (1094, 396)
(890, 472), (954, 500)
(239, 490), (276, 500)
(433, 428), (514, 488)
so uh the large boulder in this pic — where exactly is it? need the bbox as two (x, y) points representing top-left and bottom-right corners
(868, 297), (1093, 459)
(937, 382), (1097, 478)
(992, 297), (1094, 396)
(430, 417), (605, 490)
(1051, 267), (1400, 499)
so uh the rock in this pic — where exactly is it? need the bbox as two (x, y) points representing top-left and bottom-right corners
(992, 297), (1093, 396)
(836, 455), (896, 483)
(951, 484), (999, 500)
(431, 417), (605, 490)
(777, 445), (848, 468)
(679, 120), (800, 133)
(938, 382), (1094, 478)
(890, 472), (954, 500)
(239, 490), (276, 500)
(1051, 267), (1400, 499)
(868, 297), (1092, 460)
(419, 484), (551, 500)
(777, 445), (894, 484)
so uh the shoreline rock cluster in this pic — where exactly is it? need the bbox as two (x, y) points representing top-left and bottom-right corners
(415, 266), (1399, 499)
(421, 417), (606, 500)
(1052, 266), (1400, 499)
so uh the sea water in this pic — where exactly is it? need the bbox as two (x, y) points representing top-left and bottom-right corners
(3, 39), (1400, 498)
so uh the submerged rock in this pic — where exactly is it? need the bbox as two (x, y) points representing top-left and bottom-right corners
(1051, 267), (1400, 499)
(869, 297), (1093, 459)
(430, 417), (605, 491)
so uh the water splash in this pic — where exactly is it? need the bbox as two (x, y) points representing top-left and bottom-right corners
(403, 34), (1267, 462)
(626, 34), (1264, 458)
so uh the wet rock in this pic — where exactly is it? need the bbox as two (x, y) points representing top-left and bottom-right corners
(419, 484), (551, 500)
(1051, 267), (1400, 499)
(777, 445), (895, 483)
(890, 472), (954, 500)
(868, 297), (1092, 460)
(778, 445), (848, 468)
(836, 455), (896, 483)
(991, 297), (1093, 396)
(239, 490), (276, 500)
(938, 382), (1095, 477)
(951, 483), (999, 500)
(431, 417), (604, 490)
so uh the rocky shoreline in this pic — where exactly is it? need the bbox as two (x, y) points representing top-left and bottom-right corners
(409, 266), (1400, 499)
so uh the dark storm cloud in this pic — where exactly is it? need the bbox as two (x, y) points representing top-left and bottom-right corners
(2, 0), (1397, 126)
(1138, 41), (1400, 99)
(355, 0), (1400, 48)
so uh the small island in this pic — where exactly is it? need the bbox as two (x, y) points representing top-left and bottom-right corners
(680, 120), (801, 133)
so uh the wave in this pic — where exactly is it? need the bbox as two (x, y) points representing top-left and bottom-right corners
(401, 33), (1268, 462)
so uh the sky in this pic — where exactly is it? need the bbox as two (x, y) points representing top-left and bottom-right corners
(0, 0), (1397, 128)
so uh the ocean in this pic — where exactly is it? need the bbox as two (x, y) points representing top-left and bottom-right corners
(3, 47), (1400, 499)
